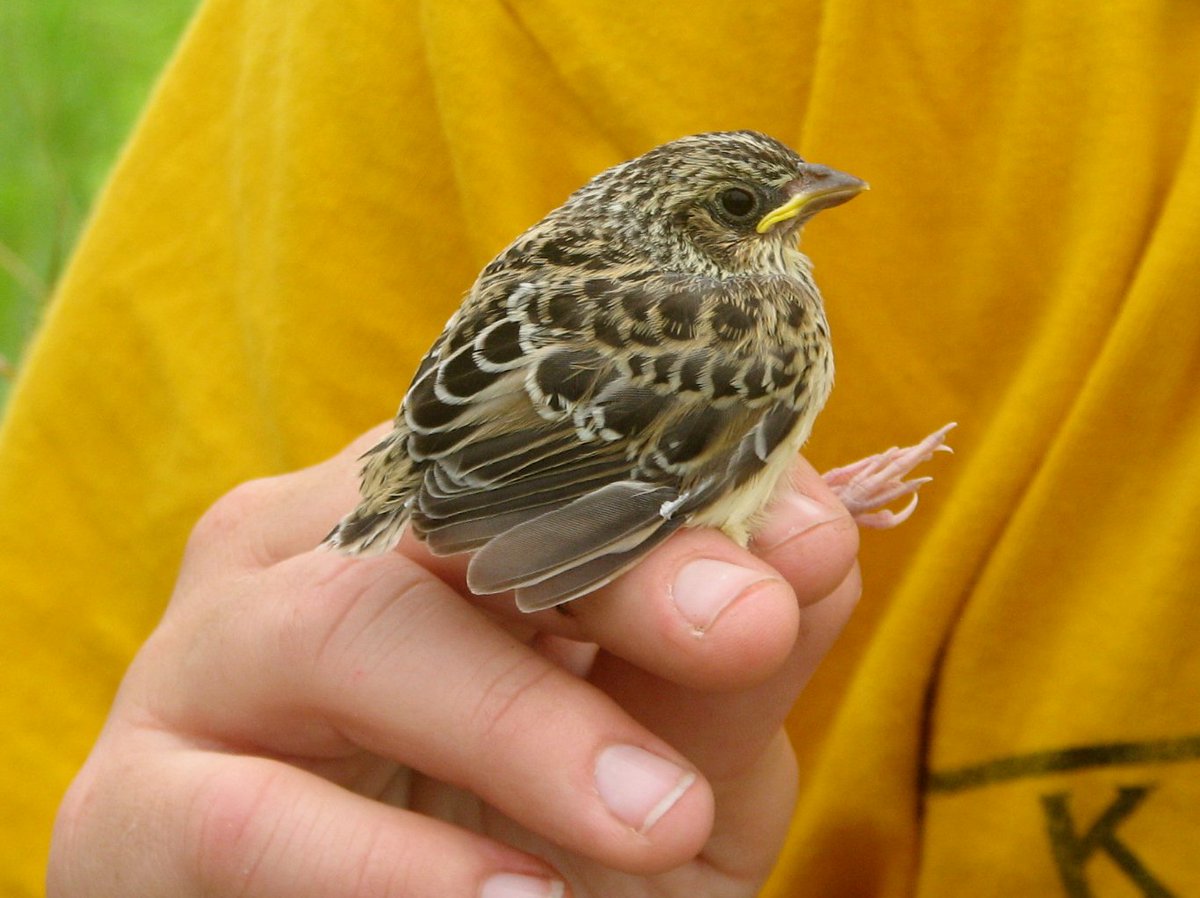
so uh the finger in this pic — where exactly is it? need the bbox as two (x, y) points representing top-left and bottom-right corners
(567, 455), (860, 880)
(588, 563), (862, 880)
(589, 562), (861, 780)
(54, 741), (568, 898)
(525, 454), (858, 690)
(750, 453), (861, 596)
(170, 549), (714, 874)
(560, 527), (800, 691)
(185, 757), (563, 898)
(182, 424), (391, 574)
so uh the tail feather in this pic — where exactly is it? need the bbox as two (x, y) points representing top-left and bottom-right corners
(323, 431), (415, 555)
(323, 504), (410, 555)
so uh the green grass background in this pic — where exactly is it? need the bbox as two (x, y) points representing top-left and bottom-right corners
(0, 0), (198, 410)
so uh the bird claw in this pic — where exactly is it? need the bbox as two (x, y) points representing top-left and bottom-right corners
(822, 422), (956, 529)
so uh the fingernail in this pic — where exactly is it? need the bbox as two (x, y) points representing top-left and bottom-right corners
(595, 744), (696, 833)
(754, 490), (846, 551)
(481, 872), (566, 898)
(672, 559), (776, 632)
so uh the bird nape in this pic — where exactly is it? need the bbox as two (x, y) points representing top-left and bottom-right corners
(325, 130), (952, 612)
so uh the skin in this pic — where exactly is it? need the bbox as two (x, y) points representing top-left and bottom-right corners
(47, 424), (861, 898)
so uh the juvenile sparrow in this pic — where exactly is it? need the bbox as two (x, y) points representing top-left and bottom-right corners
(326, 131), (951, 610)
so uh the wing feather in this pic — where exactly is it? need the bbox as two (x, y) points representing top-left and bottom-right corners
(512, 520), (684, 611)
(331, 266), (827, 610)
(466, 481), (679, 594)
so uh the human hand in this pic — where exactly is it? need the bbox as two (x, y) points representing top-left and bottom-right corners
(48, 425), (861, 898)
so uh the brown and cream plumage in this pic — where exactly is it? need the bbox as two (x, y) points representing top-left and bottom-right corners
(326, 131), (944, 611)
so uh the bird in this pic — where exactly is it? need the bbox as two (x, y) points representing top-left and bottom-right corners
(326, 130), (949, 611)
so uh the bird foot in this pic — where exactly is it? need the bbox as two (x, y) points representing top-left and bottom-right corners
(822, 423), (956, 528)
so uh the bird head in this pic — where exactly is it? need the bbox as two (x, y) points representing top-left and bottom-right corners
(577, 131), (867, 274)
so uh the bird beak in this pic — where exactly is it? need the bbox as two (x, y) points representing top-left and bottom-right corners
(755, 164), (868, 234)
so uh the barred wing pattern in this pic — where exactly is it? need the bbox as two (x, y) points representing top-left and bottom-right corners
(329, 269), (829, 611)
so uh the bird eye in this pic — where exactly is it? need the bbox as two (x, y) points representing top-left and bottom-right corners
(717, 187), (758, 220)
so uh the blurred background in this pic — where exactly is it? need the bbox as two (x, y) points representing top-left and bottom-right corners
(0, 0), (198, 410)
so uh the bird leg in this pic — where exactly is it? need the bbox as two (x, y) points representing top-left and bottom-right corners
(822, 423), (956, 528)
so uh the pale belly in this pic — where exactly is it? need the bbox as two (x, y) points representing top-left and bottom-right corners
(688, 398), (825, 546)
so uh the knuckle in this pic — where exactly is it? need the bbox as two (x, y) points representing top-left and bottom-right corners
(47, 772), (94, 896)
(189, 763), (419, 898)
(295, 556), (441, 699)
(185, 477), (279, 557)
(189, 764), (280, 895)
(468, 648), (559, 747)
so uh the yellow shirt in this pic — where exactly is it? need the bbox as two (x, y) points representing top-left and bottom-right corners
(3, 1), (1199, 894)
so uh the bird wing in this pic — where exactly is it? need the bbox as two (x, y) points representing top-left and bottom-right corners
(404, 271), (814, 610)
